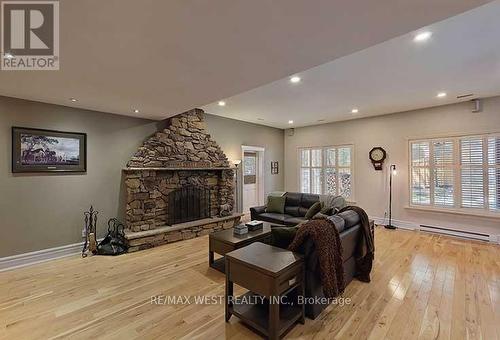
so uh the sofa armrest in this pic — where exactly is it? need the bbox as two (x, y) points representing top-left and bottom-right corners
(250, 205), (266, 220)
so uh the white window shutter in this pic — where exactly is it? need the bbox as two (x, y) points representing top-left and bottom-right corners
(488, 137), (500, 211)
(460, 137), (484, 208)
(411, 142), (431, 205)
(433, 141), (454, 207)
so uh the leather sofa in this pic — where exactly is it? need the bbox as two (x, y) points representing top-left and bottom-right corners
(270, 210), (365, 319)
(302, 211), (363, 319)
(250, 192), (336, 226)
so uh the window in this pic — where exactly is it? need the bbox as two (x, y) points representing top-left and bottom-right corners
(299, 145), (353, 199)
(409, 134), (500, 213)
(243, 152), (256, 184)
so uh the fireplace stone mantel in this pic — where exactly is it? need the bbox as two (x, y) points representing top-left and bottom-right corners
(123, 167), (234, 171)
(123, 108), (236, 252)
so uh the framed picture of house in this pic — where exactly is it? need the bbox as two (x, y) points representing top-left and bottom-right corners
(12, 127), (87, 173)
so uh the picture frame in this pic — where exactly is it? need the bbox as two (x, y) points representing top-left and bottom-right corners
(271, 161), (279, 174)
(12, 127), (87, 173)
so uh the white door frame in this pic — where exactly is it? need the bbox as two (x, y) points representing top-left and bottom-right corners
(241, 145), (265, 211)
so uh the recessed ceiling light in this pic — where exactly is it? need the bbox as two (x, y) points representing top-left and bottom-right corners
(351, 108), (359, 113)
(4, 52), (14, 59)
(257, 118), (264, 121)
(218, 101), (226, 106)
(414, 31), (432, 42)
(288, 120), (294, 124)
(69, 98), (78, 102)
(290, 76), (301, 84)
(133, 109), (140, 113)
(437, 92), (447, 98)
(317, 119), (325, 122)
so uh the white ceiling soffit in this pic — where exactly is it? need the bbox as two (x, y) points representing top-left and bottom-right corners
(203, 1), (500, 129)
(0, 0), (492, 120)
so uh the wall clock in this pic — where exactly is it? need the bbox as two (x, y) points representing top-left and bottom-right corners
(369, 147), (386, 170)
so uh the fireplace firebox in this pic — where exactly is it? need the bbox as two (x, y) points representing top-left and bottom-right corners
(168, 185), (211, 225)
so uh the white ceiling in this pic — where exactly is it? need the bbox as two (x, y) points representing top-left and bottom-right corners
(0, 0), (491, 121)
(203, 1), (500, 128)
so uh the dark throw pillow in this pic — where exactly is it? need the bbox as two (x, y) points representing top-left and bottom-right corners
(312, 212), (329, 220)
(266, 195), (286, 214)
(271, 226), (299, 249)
(320, 205), (334, 215)
(305, 201), (322, 219)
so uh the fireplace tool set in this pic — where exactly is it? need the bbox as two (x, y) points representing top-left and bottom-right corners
(82, 206), (129, 257)
(82, 205), (98, 257)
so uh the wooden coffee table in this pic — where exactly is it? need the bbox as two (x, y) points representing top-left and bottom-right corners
(208, 223), (272, 273)
(225, 242), (305, 340)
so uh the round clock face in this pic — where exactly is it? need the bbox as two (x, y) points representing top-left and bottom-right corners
(370, 148), (385, 162)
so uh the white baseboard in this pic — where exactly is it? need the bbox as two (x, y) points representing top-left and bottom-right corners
(2, 216), (498, 273)
(0, 241), (84, 272)
(370, 216), (500, 244)
(370, 217), (419, 231)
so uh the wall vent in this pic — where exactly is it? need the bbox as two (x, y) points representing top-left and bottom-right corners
(419, 224), (490, 242)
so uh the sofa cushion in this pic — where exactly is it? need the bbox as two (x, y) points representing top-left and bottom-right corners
(319, 204), (334, 215)
(337, 210), (360, 229)
(312, 212), (330, 220)
(298, 206), (309, 217)
(258, 212), (289, 224)
(285, 192), (302, 207)
(284, 216), (306, 226)
(305, 202), (322, 219)
(284, 205), (300, 217)
(319, 194), (347, 210)
(266, 196), (285, 214)
(326, 215), (346, 233)
(301, 194), (320, 209)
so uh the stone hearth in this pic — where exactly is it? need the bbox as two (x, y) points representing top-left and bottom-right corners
(123, 108), (239, 252)
(124, 214), (242, 252)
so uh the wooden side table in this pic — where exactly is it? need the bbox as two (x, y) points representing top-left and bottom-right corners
(209, 223), (272, 273)
(225, 242), (305, 340)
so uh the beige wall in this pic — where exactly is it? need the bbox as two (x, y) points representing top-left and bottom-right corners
(284, 96), (500, 236)
(204, 113), (285, 196)
(0, 96), (159, 257)
(4, 92), (497, 257)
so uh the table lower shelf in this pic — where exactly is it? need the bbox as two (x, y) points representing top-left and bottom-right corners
(210, 257), (225, 273)
(229, 291), (303, 337)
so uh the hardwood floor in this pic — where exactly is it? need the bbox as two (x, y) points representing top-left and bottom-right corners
(0, 227), (498, 339)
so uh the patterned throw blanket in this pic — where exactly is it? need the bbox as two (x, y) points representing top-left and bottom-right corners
(287, 206), (374, 298)
(288, 218), (345, 298)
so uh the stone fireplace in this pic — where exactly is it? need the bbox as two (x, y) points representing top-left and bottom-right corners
(167, 185), (211, 225)
(123, 109), (242, 252)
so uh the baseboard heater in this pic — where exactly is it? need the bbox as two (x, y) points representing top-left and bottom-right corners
(419, 224), (490, 242)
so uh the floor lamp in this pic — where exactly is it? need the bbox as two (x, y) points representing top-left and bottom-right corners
(385, 164), (397, 230)
(232, 160), (241, 213)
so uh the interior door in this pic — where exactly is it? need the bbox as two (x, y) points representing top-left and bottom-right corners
(243, 152), (258, 212)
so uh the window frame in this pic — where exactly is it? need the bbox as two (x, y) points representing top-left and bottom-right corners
(408, 132), (500, 215)
(298, 144), (355, 200)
